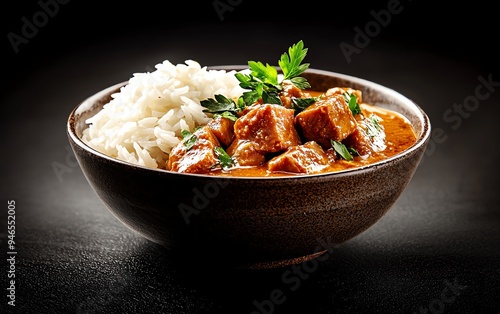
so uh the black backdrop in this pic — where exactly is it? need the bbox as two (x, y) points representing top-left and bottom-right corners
(2, 1), (500, 313)
(4, 0), (499, 83)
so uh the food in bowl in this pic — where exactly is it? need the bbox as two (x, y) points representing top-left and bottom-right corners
(82, 41), (416, 177)
(69, 41), (430, 268)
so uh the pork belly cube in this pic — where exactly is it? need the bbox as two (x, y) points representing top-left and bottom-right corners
(226, 139), (266, 167)
(295, 94), (357, 148)
(167, 126), (220, 174)
(207, 116), (235, 147)
(325, 87), (363, 104)
(268, 141), (330, 174)
(234, 104), (301, 153)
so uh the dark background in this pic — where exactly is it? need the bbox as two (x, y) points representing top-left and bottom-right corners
(2, 0), (499, 313)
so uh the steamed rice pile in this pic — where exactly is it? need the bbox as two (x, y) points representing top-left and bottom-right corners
(82, 60), (246, 169)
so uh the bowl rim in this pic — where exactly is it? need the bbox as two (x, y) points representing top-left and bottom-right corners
(67, 66), (431, 181)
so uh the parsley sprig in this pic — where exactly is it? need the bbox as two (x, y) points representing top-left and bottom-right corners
(331, 140), (359, 161)
(198, 95), (240, 121)
(213, 147), (235, 170)
(365, 114), (383, 137)
(200, 40), (316, 118)
(279, 41), (311, 87)
(181, 129), (197, 150)
(343, 92), (362, 116)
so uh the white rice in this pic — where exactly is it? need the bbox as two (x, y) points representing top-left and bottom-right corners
(81, 59), (246, 169)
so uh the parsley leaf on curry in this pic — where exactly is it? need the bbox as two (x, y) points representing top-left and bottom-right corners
(279, 40), (310, 82)
(291, 97), (318, 112)
(344, 92), (362, 116)
(200, 94), (240, 121)
(200, 40), (315, 114)
(214, 147), (235, 170)
(365, 114), (382, 137)
(181, 129), (197, 150)
(331, 140), (354, 161)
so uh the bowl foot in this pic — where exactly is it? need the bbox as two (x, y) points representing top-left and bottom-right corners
(238, 250), (328, 270)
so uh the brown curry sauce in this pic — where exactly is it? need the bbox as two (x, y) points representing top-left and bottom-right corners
(167, 89), (417, 177)
(211, 104), (416, 177)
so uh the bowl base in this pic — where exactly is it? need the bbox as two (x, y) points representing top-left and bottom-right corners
(238, 250), (328, 270)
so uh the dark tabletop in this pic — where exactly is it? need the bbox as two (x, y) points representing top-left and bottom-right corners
(2, 1), (500, 313)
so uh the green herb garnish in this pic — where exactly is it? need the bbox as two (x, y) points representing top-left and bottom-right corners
(201, 40), (315, 115)
(234, 64), (281, 107)
(214, 111), (239, 122)
(291, 97), (318, 112)
(213, 146), (235, 170)
(247, 61), (280, 86)
(331, 140), (354, 161)
(348, 147), (360, 157)
(181, 129), (197, 150)
(279, 40), (310, 82)
(200, 94), (240, 120)
(288, 76), (311, 90)
(365, 114), (382, 137)
(344, 93), (362, 116)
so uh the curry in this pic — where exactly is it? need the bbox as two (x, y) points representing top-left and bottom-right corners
(165, 41), (417, 177)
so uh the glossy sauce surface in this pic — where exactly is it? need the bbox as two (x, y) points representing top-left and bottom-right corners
(208, 92), (417, 177)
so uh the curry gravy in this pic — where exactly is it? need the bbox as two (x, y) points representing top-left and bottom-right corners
(207, 100), (417, 177)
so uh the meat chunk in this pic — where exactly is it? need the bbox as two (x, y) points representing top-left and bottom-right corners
(207, 116), (235, 147)
(167, 126), (220, 173)
(295, 94), (357, 148)
(344, 115), (386, 156)
(343, 127), (374, 157)
(268, 141), (330, 174)
(279, 80), (308, 109)
(325, 87), (363, 104)
(226, 140), (266, 167)
(234, 104), (301, 153)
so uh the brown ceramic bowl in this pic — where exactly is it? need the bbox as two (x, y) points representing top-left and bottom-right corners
(67, 66), (431, 269)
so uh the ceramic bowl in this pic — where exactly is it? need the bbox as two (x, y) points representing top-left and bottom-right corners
(67, 67), (431, 269)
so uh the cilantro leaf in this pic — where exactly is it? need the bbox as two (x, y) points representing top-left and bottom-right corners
(248, 61), (279, 86)
(290, 76), (311, 90)
(234, 73), (259, 90)
(365, 114), (382, 137)
(181, 129), (197, 150)
(236, 72), (271, 107)
(214, 111), (239, 122)
(200, 94), (239, 116)
(201, 40), (312, 115)
(344, 93), (362, 116)
(241, 88), (263, 107)
(348, 147), (360, 157)
(235, 40), (311, 107)
(279, 40), (310, 80)
(331, 140), (354, 161)
(291, 97), (317, 113)
(214, 147), (235, 170)
(262, 91), (282, 105)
